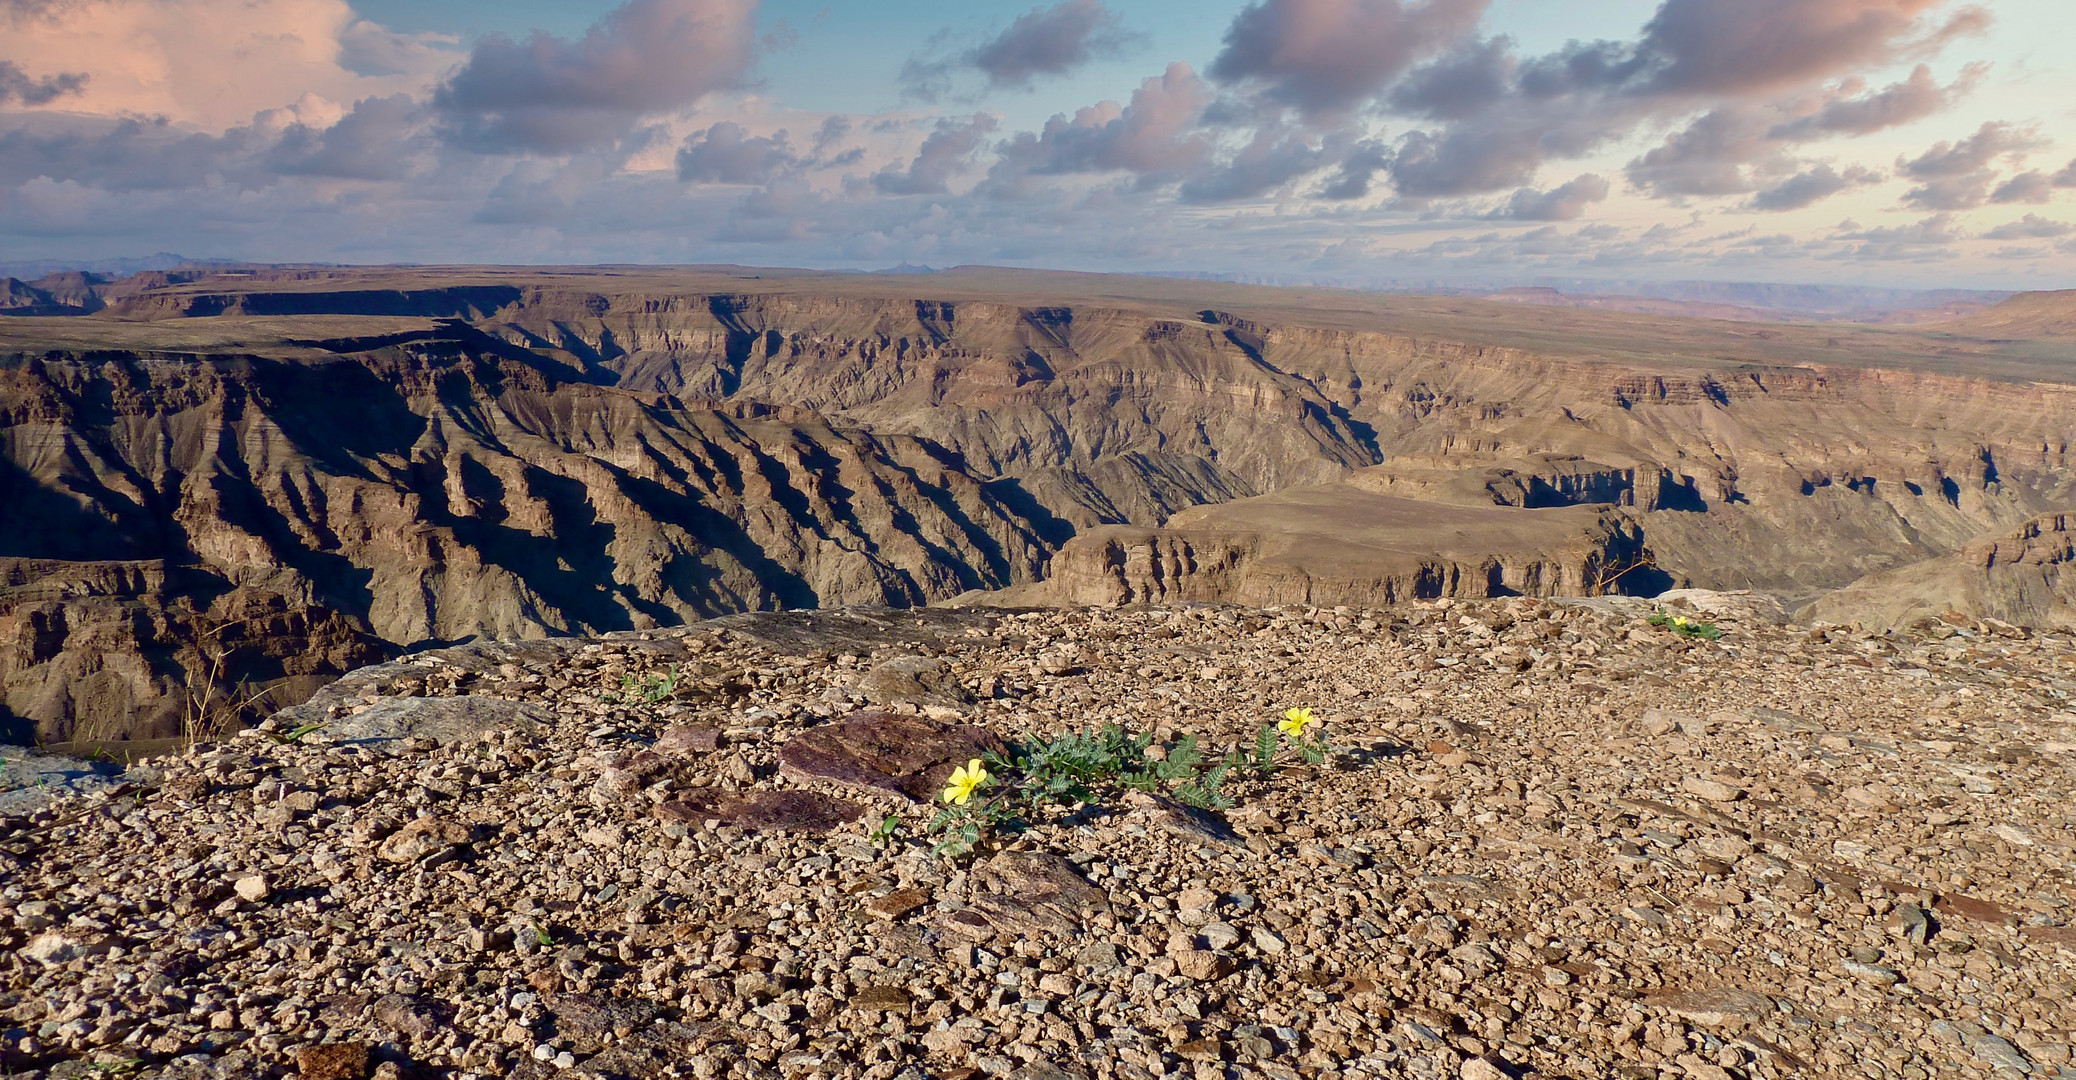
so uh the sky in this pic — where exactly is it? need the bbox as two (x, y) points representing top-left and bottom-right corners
(1, 0), (2073, 288)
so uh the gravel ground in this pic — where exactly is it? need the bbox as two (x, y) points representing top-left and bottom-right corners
(4, 594), (2076, 1080)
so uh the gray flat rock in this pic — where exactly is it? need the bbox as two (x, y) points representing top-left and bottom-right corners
(0, 744), (125, 814)
(312, 695), (551, 746)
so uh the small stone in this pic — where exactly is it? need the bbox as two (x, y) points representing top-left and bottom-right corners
(296, 1041), (370, 1080)
(235, 874), (272, 903)
(1682, 777), (1744, 802)
(20, 932), (85, 966)
(1251, 927), (1288, 954)
(375, 816), (472, 863)
(848, 986), (913, 1013)
(654, 724), (722, 756)
(1971, 1033), (2032, 1073)
(1460, 1059), (1508, 1080)
(1843, 959), (1901, 985)
(1645, 987), (1776, 1026)
(863, 888), (931, 920)
(1173, 950), (1235, 981)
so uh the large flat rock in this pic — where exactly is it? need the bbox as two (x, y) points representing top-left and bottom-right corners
(776, 710), (1003, 801)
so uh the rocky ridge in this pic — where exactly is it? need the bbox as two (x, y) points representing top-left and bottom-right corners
(5, 597), (2076, 1080)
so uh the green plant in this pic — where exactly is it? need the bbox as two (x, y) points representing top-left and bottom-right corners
(1174, 757), (1235, 810)
(619, 667), (680, 706)
(865, 815), (904, 848)
(1648, 610), (1723, 640)
(928, 759), (1016, 858)
(923, 716), (1330, 857)
(1251, 723), (1280, 778)
(270, 721), (328, 745)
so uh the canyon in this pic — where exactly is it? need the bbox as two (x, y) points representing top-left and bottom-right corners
(3, 265), (2074, 743)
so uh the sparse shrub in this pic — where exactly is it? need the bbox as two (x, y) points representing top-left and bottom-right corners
(1648, 610), (1723, 640)
(923, 711), (1331, 858)
(605, 666), (679, 707)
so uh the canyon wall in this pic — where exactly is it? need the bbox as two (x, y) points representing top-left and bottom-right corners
(4, 268), (2074, 740)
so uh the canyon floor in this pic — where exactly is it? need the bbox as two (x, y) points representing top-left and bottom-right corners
(5, 595), (2076, 1080)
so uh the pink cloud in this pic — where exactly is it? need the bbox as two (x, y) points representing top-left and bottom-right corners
(0, 0), (453, 130)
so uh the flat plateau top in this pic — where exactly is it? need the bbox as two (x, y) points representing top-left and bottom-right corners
(3, 264), (2072, 383)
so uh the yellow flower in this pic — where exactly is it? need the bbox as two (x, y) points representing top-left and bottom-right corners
(1278, 707), (1317, 738)
(942, 759), (989, 806)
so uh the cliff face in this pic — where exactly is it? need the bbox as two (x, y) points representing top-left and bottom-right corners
(7, 269), (2076, 740)
(0, 329), (1051, 742)
(1803, 512), (2076, 630)
(992, 496), (1648, 609)
(0, 560), (387, 742)
(478, 287), (2076, 599)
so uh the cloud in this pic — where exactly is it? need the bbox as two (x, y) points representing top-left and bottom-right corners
(676, 122), (799, 184)
(433, 0), (757, 153)
(1209, 0), (1487, 117)
(1839, 211), (1964, 244)
(873, 114), (999, 195)
(2056, 159), (2076, 188)
(1317, 138), (1393, 199)
(1631, 0), (1990, 97)
(1494, 172), (1610, 220)
(0, 0), (452, 130)
(989, 62), (1212, 187)
(1768, 63), (1978, 139)
(1899, 120), (2042, 177)
(1898, 121), (2047, 210)
(972, 0), (1140, 88)
(1626, 105), (1780, 198)
(1387, 35), (1512, 120)
(1990, 171), (2053, 205)
(1983, 214), (2071, 240)
(0, 59), (86, 106)
(1747, 163), (1881, 211)
(270, 93), (428, 181)
(1178, 129), (1337, 203)
(1377, 0), (1991, 202)
(901, 0), (1142, 100)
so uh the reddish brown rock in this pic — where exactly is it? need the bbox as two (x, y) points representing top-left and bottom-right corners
(1935, 893), (2019, 927)
(655, 789), (862, 833)
(1644, 987), (1777, 1026)
(862, 887), (932, 920)
(375, 817), (473, 864)
(948, 851), (1111, 943)
(296, 1041), (370, 1080)
(776, 710), (1003, 800)
(654, 724), (722, 757)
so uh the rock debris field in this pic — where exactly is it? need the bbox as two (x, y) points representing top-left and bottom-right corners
(5, 594), (2076, 1080)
